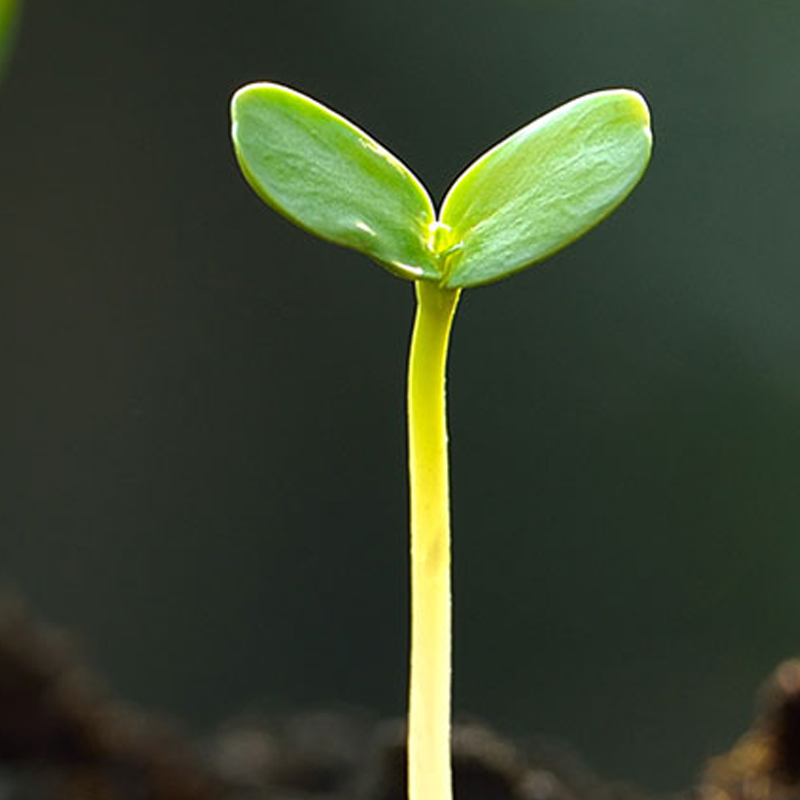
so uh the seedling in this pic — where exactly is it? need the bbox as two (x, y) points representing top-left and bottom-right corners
(230, 82), (652, 800)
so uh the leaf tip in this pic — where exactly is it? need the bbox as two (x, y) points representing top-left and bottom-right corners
(620, 88), (653, 142)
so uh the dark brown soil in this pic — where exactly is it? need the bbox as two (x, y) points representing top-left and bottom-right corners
(0, 597), (796, 800)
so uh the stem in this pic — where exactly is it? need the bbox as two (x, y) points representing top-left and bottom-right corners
(407, 280), (461, 800)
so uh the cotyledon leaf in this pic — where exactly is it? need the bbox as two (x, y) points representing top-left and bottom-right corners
(231, 83), (440, 282)
(438, 89), (652, 289)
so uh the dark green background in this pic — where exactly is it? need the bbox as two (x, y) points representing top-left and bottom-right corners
(2, 0), (800, 790)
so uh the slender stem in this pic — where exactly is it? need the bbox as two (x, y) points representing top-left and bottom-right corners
(407, 280), (461, 800)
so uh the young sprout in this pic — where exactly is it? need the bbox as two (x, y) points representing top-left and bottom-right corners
(230, 82), (652, 800)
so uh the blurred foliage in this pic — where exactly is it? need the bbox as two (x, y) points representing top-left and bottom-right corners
(0, 0), (19, 79)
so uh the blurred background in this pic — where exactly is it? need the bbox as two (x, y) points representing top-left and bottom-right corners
(1, 0), (800, 791)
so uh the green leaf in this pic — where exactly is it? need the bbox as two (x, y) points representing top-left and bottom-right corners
(0, 0), (20, 80)
(438, 90), (653, 288)
(230, 83), (439, 282)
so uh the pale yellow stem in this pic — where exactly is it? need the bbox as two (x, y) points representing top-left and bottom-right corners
(407, 280), (461, 800)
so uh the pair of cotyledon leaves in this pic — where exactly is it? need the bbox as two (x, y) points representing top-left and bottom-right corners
(231, 83), (652, 289)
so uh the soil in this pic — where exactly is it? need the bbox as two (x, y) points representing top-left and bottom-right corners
(0, 597), (797, 800)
